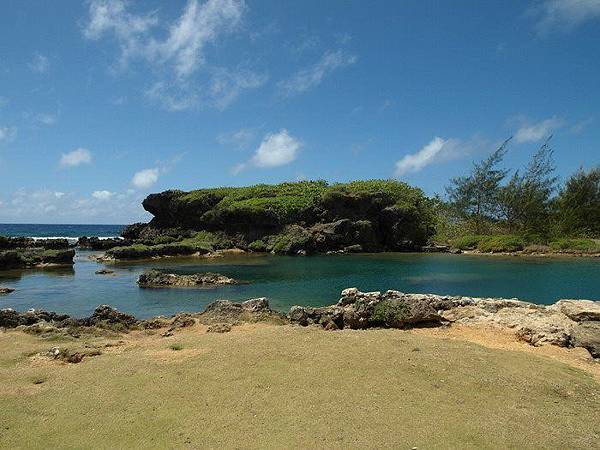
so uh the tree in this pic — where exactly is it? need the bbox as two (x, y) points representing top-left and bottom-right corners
(498, 136), (558, 234)
(446, 138), (511, 233)
(557, 167), (600, 237)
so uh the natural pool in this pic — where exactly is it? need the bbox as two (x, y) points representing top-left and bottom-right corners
(1, 251), (599, 319)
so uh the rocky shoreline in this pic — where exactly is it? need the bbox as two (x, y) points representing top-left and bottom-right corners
(2, 289), (598, 359)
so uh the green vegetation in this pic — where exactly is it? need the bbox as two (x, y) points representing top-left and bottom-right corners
(371, 300), (408, 326)
(169, 343), (183, 351)
(440, 136), (599, 253)
(549, 238), (600, 254)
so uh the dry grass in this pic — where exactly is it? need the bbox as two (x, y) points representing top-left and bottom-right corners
(0, 325), (599, 449)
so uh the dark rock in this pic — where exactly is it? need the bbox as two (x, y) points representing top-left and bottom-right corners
(0, 236), (70, 250)
(0, 287), (15, 295)
(83, 305), (138, 328)
(78, 236), (131, 250)
(422, 244), (449, 253)
(95, 269), (115, 275)
(0, 248), (75, 270)
(137, 270), (240, 288)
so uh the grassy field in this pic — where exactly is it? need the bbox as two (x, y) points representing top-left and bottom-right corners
(1, 325), (599, 449)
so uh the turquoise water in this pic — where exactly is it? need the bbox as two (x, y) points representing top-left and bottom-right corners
(0, 223), (124, 238)
(1, 252), (598, 319)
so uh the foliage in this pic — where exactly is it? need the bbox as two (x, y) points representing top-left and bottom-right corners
(556, 167), (600, 237)
(371, 300), (408, 326)
(549, 238), (600, 253)
(476, 235), (525, 253)
(498, 137), (558, 234)
(450, 235), (487, 250)
(446, 139), (510, 233)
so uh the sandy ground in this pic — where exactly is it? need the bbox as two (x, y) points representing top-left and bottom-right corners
(1, 323), (599, 449)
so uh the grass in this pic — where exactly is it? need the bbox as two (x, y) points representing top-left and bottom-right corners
(0, 326), (598, 448)
(169, 343), (183, 351)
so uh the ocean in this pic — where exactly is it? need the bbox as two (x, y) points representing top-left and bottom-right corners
(0, 223), (125, 239)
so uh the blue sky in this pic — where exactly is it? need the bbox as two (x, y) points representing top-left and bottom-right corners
(0, 0), (599, 224)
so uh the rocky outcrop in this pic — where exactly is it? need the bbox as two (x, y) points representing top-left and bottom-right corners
(118, 180), (435, 256)
(288, 288), (600, 358)
(0, 249), (75, 270)
(77, 236), (131, 250)
(0, 287), (14, 295)
(137, 270), (241, 288)
(103, 243), (210, 260)
(0, 236), (71, 250)
(1, 298), (286, 334)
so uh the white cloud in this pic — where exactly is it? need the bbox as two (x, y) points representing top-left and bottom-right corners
(514, 117), (565, 143)
(217, 127), (256, 148)
(532, 0), (600, 34)
(0, 126), (17, 144)
(83, 0), (158, 69)
(83, 0), (261, 111)
(149, 0), (245, 79)
(2, 188), (149, 223)
(60, 148), (92, 167)
(36, 113), (58, 126)
(92, 190), (115, 200)
(395, 137), (463, 177)
(234, 129), (301, 173)
(131, 168), (159, 189)
(29, 53), (50, 73)
(145, 68), (266, 111)
(278, 50), (357, 97)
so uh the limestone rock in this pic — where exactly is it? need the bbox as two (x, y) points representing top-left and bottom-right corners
(571, 321), (600, 358)
(550, 299), (600, 322)
(137, 270), (241, 288)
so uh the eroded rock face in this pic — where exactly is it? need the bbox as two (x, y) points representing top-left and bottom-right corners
(550, 299), (600, 322)
(288, 288), (600, 358)
(137, 270), (241, 288)
(289, 289), (450, 330)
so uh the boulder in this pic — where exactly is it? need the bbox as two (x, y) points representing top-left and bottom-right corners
(550, 299), (600, 322)
(137, 270), (241, 288)
(0, 287), (15, 295)
(571, 321), (600, 358)
(82, 305), (138, 328)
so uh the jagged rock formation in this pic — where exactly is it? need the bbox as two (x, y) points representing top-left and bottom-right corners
(117, 180), (436, 257)
(0, 236), (75, 270)
(288, 288), (600, 358)
(137, 270), (241, 288)
(77, 236), (131, 251)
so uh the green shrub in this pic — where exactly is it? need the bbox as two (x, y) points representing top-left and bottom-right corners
(169, 344), (183, 351)
(371, 300), (408, 327)
(549, 239), (600, 253)
(248, 240), (267, 252)
(450, 235), (486, 250)
(477, 235), (524, 253)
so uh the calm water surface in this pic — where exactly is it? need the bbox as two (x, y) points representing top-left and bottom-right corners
(1, 252), (598, 319)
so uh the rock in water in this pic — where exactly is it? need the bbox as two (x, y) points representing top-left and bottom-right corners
(137, 269), (241, 288)
(0, 287), (15, 295)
